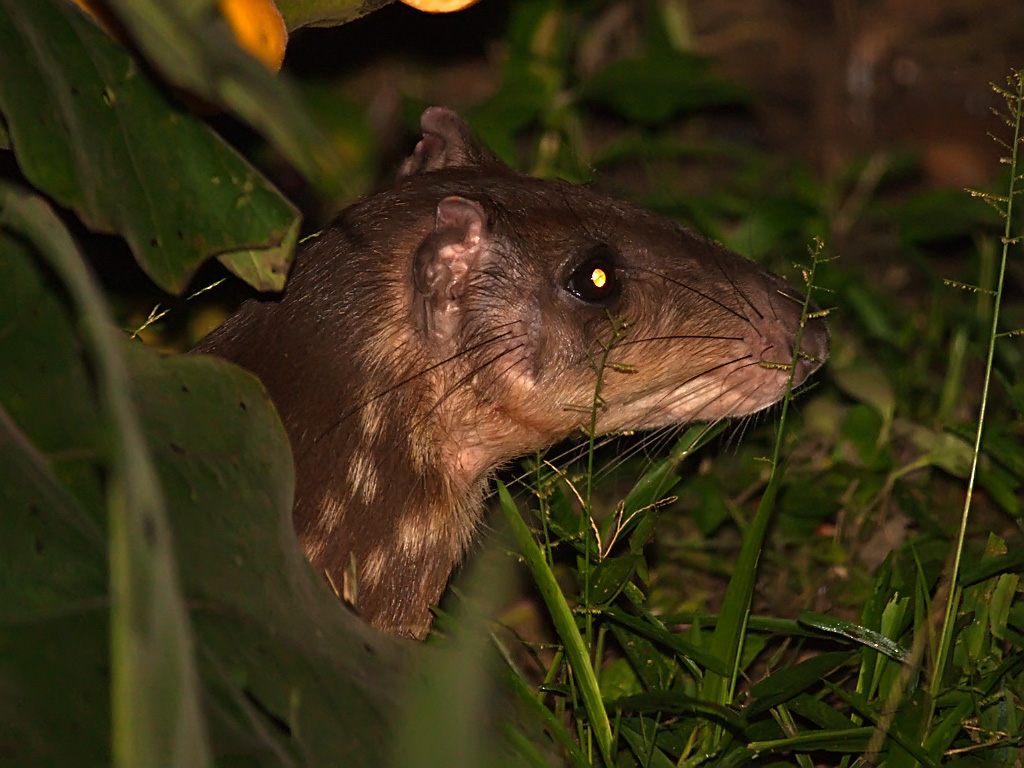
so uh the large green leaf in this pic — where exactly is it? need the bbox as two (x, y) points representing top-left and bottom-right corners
(1, 182), (214, 767)
(0, 204), (113, 767)
(0, 272), (108, 622)
(0, 612), (114, 766)
(0, 0), (301, 294)
(129, 346), (411, 766)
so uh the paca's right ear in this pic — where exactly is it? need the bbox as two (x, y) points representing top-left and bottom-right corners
(398, 107), (504, 177)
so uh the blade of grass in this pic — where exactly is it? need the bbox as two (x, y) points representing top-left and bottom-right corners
(824, 682), (939, 767)
(797, 611), (908, 662)
(700, 456), (784, 708)
(619, 422), (727, 519)
(608, 691), (745, 731)
(579, 316), (629, 676)
(498, 481), (614, 766)
(769, 704), (815, 768)
(603, 606), (728, 675)
(748, 726), (875, 754)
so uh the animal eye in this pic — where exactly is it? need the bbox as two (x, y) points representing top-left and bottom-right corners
(565, 246), (620, 304)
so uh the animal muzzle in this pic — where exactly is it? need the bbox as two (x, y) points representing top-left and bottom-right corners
(739, 271), (830, 389)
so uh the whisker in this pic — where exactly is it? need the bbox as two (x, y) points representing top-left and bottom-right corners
(616, 333), (744, 348)
(632, 265), (749, 323)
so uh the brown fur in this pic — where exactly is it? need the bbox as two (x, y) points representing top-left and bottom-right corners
(194, 107), (829, 638)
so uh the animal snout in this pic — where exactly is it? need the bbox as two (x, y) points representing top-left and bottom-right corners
(791, 312), (829, 386)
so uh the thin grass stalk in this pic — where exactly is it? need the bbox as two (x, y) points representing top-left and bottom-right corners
(928, 70), (1023, 713)
(498, 481), (615, 765)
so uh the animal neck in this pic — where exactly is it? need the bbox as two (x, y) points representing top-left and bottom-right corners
(289, 339), (489, 638)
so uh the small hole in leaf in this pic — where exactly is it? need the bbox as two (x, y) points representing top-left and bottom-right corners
(142, 516), (156, 547)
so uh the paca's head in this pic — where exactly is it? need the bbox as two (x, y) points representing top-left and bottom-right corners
(319, 107), (829, 483)
(199, 107), (829, 637)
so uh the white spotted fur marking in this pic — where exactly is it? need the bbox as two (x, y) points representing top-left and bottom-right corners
(361, 547), (388, 584)
(360, 399), (384, 442)
(307, 496), (345, 561)
(346, 450), (380, 504)
(397, 513), (433, 555)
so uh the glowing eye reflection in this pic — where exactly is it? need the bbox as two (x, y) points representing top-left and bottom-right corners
(565, 248), (619, 304)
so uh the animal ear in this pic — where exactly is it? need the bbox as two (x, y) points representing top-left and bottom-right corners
(399, 107), (503, 177)
(413, 196), (490, 340)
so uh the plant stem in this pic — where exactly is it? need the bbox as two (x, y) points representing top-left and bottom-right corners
(928, 69), (1023, 711)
